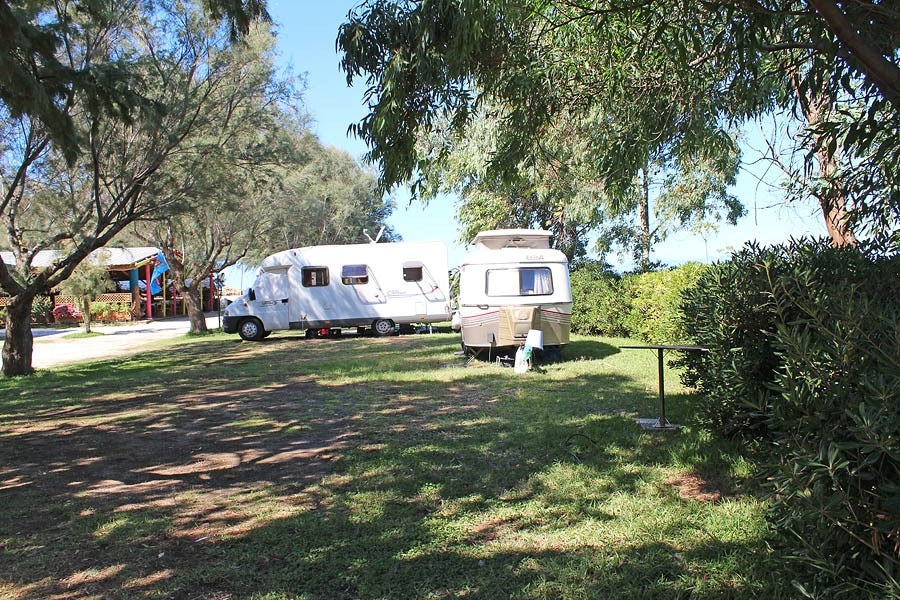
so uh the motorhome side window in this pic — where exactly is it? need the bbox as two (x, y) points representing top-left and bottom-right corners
(486, 267), (553, 296)
(302, 267), (329, 287)
(341, 264), (369, 285)
(402, 262), (423, 282)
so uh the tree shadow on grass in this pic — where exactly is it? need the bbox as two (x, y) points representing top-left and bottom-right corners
(0, 334), (773, 598)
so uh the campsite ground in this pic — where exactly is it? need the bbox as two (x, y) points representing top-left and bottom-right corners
(0, 330), (774, 599)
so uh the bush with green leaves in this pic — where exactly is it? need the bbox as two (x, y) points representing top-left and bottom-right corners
(31, 296), (53, 324)
(624, 263), (706, 344)
(89, 301), (130, 320)
(569, 261), (629, 336)
(680, 238), (900, 595)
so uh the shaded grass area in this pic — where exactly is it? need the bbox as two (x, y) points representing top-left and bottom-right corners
(0, 333), (775, 599)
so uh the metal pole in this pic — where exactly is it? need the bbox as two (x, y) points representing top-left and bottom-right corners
(657, 348), (667, 427)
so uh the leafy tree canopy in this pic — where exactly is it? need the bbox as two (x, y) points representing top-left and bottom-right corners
(338, 0), (899, 244)
(0, 0), (270, 161)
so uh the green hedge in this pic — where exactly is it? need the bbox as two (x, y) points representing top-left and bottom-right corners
(623, 263), (705, 344)
(569, 261), (629, 337)
(679, 239), (900, 596)
(570, 262), (705, 342)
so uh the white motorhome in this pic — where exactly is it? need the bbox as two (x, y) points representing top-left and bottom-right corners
(456, 229), (572, 358)
(223, 241), (451, 341)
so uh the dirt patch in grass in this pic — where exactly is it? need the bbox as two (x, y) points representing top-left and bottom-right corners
(664, 472), (731, 502)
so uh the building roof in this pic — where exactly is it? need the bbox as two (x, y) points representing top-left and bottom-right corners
(1, 247), (160, 271)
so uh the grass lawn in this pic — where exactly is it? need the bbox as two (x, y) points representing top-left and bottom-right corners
(0, 332), (778, 599)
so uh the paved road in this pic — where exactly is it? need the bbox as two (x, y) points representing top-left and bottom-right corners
(0, 313), (223, 369)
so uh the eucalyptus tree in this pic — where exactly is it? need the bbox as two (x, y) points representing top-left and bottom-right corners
(418, 101), (743, 268)
(0, 0), (268, 376)
(417, 113), (603, 261)
(338, 0), (899, 248)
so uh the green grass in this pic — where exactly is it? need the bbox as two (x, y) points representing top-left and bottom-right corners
(0, 332), (780, 599)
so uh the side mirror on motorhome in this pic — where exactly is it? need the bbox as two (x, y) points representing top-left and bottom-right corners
(248, 288), (255, 301)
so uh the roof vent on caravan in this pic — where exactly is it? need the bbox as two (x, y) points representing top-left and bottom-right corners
(472, 229), (551, 250)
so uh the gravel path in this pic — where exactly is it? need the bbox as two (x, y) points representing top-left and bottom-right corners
(0, 314), (222, 369)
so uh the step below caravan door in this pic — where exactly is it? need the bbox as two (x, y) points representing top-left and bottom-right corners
(252, 265), (291, 330)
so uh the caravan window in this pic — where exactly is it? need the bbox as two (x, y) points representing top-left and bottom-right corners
(302, 266), (329, 287)
(402, 262), (424, 282)
(341, 264), (369, 285)
(486, 267), (553, 297)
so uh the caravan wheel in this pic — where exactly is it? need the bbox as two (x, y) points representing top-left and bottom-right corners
(238, 317), (265, 341)
(372, 318), (395, 337)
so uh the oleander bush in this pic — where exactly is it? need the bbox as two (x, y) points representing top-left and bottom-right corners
(680, 238), (900, 596)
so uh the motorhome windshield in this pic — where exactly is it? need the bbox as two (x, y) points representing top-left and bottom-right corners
(486, 267), (553, 297)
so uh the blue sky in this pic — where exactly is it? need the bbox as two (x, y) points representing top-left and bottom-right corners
(264, 0), (827, 272)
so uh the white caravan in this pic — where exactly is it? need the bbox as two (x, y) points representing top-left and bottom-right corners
(456, 229), (572, 358)
(223, 241), (451, 341)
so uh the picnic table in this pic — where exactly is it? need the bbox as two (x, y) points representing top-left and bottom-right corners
(620, 344), (708, 431)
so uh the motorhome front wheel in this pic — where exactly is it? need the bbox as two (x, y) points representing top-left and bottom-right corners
(238, 317), (265, 341)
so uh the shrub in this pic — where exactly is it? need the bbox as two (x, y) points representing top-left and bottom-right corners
(569, 261), (629, 336)
(680, 238), (900, 595)
(678, 243), (782, 434)
(52, 303), (83, 322)
(31, 296), (53, 324)
(624, 263), (706, 344)
(89, 301), (130, 320)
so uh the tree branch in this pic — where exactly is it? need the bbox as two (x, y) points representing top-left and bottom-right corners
(808, 0), (900, 106)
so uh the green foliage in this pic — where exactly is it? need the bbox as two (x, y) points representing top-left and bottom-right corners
(624, 263), (706, 344)
(569, 261), (629, 336)
(571, 262), (706, 342)
(0, 0), (269, 161)
(0, 1), (287, 373)
(88, 302), (129, 320)
(679, 238), (900, 594)
(338, 1), (899, 248)
(678, 243), (787, 434)
(30, 297), (52, 324)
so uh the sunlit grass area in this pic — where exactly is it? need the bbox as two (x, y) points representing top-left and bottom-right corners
(0, 332), (778, 598)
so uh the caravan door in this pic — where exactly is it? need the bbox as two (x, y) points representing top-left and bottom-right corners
(252, 266), (291, 330)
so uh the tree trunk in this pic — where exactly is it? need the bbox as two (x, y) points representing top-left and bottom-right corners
(814, 143), (857, 247)
(639, 166), (652, 272)
(81, 296), (92, 334)
(790, 73), (857, 247)
(182, 285), (208, 334)
(2, 295), (36, 377)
